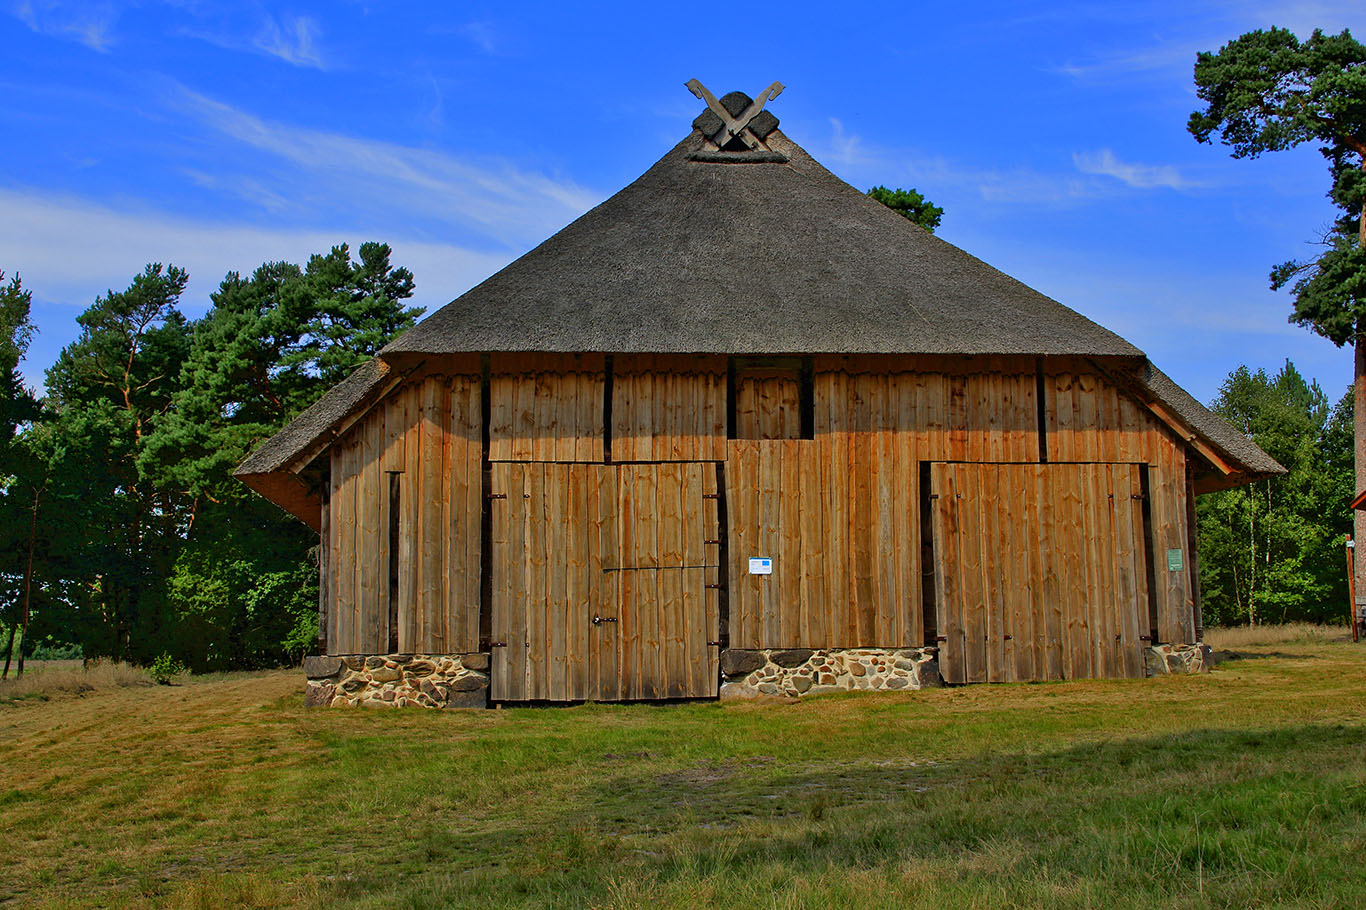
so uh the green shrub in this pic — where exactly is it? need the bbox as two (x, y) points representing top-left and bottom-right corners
(147, 653), (187, 685)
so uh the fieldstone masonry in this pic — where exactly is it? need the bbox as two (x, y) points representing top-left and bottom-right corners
(1144, 643), (1212, 676)
(304, 653), (490, 708)
(718, 647), (942, 699)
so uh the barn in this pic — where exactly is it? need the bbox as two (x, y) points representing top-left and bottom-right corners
(236, 84), (1282, 708)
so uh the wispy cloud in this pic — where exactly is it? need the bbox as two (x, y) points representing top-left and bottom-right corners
(456, 21), (498, 54)
(0, 187), (515, 389)
(11, 0), (118, 51)
(252, 13), (325, 69)
(808, 120), (1118, 206)
(1073, 148), (1202, 190)
(1053, 2), (1365, 84)
(169, 87), (601, 248)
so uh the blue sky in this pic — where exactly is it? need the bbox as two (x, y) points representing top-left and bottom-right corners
(3, 1), (1364, 405)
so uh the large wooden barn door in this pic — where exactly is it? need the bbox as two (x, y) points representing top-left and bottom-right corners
(929, 463), (1149, 684)
(489, 463), (718, 701)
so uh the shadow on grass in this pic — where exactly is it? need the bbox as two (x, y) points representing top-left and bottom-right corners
(359, 722), (1366, 908)
(1210, 650), (1318, 664)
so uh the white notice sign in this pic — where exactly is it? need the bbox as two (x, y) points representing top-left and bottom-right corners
(748, 557), (773, 575)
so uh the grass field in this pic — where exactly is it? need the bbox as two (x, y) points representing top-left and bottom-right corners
(1, 629), (1363, 909)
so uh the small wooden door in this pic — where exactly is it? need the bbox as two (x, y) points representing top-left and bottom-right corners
(489, 463), (594, 701)
(591, 464), (717, 700)
(929, 462), (1149, 684)
(489, 462), (719, 701)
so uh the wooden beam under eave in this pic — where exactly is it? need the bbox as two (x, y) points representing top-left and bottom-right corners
(1085, 358), (1239, 479)
(239, 471), (322, 531)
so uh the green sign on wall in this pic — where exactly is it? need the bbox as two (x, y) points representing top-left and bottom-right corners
(1166, 548), (1184, 572)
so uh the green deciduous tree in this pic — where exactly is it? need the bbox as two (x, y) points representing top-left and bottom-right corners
(867, 185), (944, 232)
(1197, 361), (1352, 625)
(1189, 26), (1366, 592)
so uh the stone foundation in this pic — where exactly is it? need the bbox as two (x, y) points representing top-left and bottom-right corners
(1144, 643), (1212, 676)
(718, 647), (941, 700)
(303, 653), (490, 708)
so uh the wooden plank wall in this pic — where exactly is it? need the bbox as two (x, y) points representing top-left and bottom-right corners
(490, 462), (718, 701)
(727, 439), (919, 648)
(735, 370), (802, 439)
(611, 355), (726, 461)
(931, 462), (1148, 684)
(489, 353), (604, 462)
(726, 358), (1039, 650)
(326, 371), (482, 655)
(1042, 369), (1194, 643)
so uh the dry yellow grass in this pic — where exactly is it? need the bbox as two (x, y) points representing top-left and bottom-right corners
(1203, 622), (1348, 650)
(0, 659), (151, 704)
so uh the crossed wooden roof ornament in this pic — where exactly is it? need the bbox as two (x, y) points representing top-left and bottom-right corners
(686, 79), (785, 151)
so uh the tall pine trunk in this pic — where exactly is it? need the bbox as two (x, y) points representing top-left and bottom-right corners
(1356, 328), (1366, 607)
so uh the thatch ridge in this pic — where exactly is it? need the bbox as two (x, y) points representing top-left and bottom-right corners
(382, 130), (1142, 358)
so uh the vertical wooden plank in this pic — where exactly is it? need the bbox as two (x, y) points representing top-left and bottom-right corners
(359, 414), (382, 653)
(529, 463), (549, 697)
(1019, 464), (1042, 681)
(489, 462), (508, 698)
(659, 464), (684, 696)
(960, 464), (987, 683)
(889, 374), (910, 646)
(684, 464), (706, 694)
(1079, 464), (1104, 679)
(980, 464), (1006, 682)
(615, 466), (637, 697)
(588, 466), (610, 700)
(398, 386), (418, 652)
(434, 380), (452, 652)
(931, 464), (962, 683)
(755, 443), (778, 646)
(328, 447), (344, 655)
(544, 465), (565, 699)
(1123, 465), (1149, 678)
(878, 375), (900, 645)
(828, 373), (851, 646)
(850, 379), (875, 645)
(1037, 464), (1061, 680)
(417, 380), (441, 651)
(377, 415), (392, 653)
(466, 376), (483, 651)
(512, 463), (531, 701)
(779, 440), (802, 648)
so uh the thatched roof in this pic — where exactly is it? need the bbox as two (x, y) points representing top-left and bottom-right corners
(382, 129), (1142, 358)
(236, 99), (1283, 505)
(1137, 362), (1282, 480)
(237, 357), (388, 477)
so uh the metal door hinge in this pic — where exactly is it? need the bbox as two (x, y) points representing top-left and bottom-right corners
(1139, 635), (1153, 642)
(1131, 493), (1147, 501)
(707, 640), (722, 647)
(591, 614), (618, 626)
(488, 493), (507, 500)
(704, 538), (721, 545)
(490, 640), (507, 648)
(705, 583), (724, 589)
(703, 493), (720, 500)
